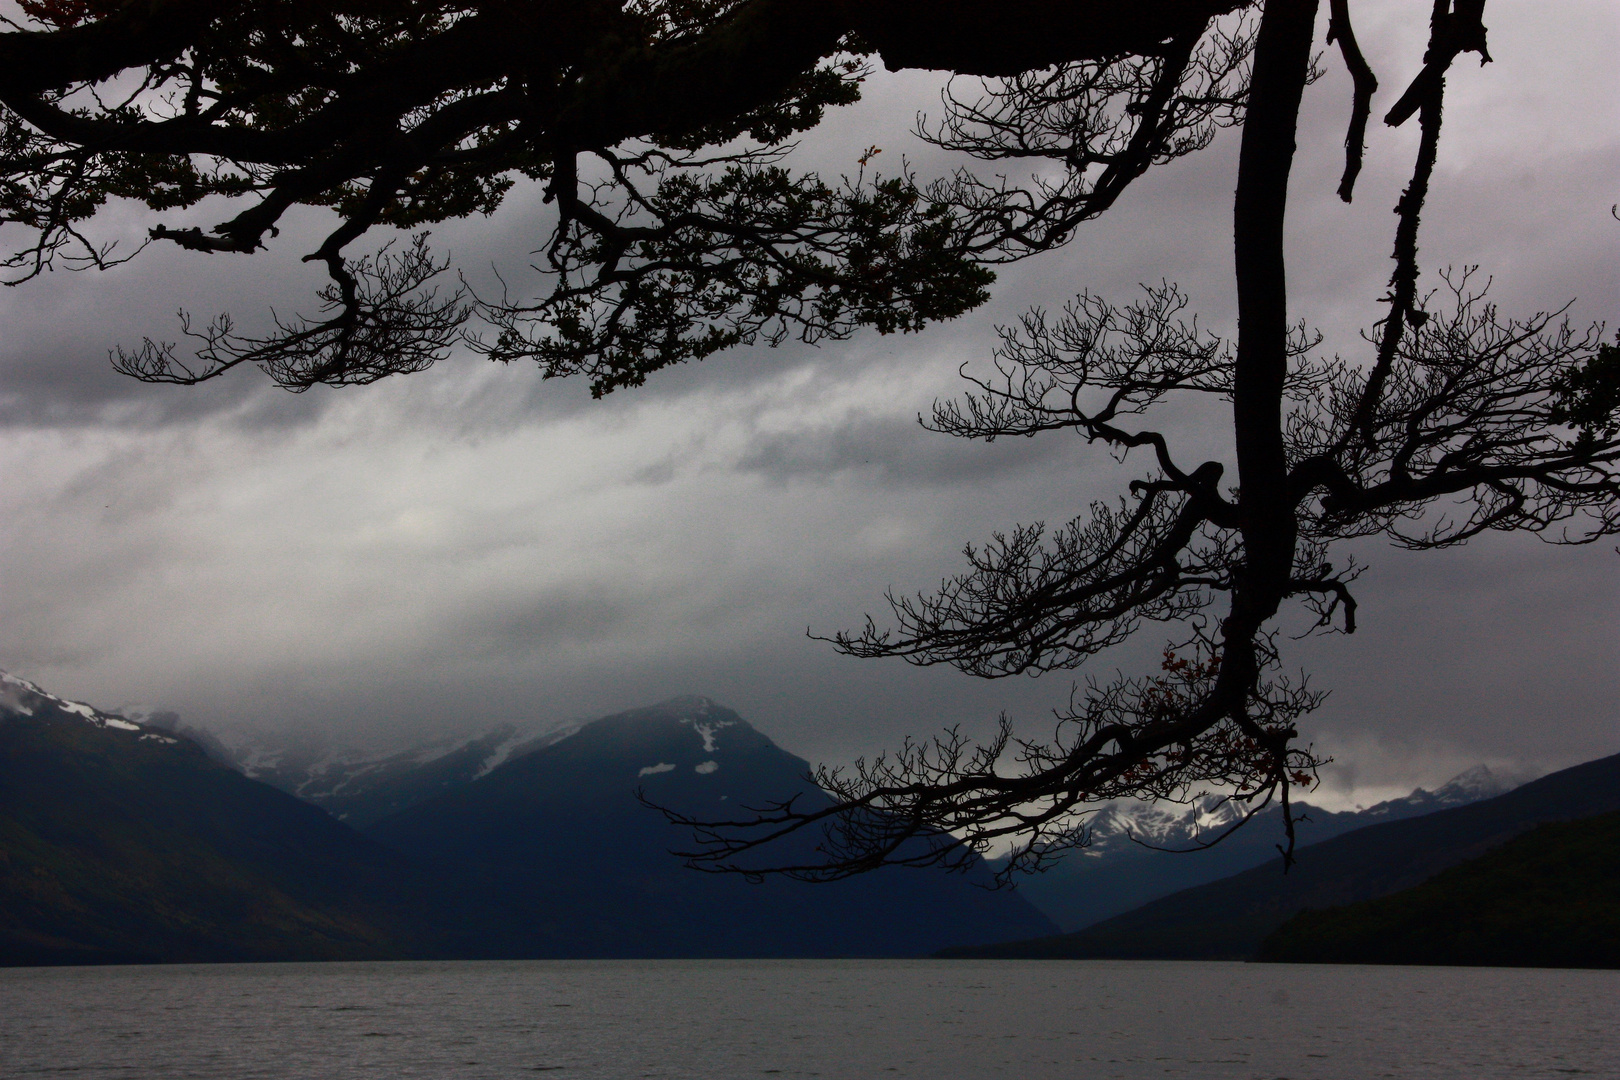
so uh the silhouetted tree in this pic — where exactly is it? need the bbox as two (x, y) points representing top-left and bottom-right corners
(1, 0), (1249, 391)
(3, 1), (1615, 877)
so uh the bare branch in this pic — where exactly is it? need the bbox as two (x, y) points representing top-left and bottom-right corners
(666, 640), (1325, 883)
(821, 493), (1234, 678)
(1292, 271), (1620, 548)
(1325, 0), (1378, 202)
(113, 234), (471, 389)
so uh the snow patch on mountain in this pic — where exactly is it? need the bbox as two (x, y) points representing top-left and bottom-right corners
(1356, 764), (1527, 819)
(186, 714), (596, 824)
(221, 717), (579, 787)
(1, 671), (151, 733)
(0, 673), (36, 716)
(647, 694), (738, 753)
(688, 721), (733, 753)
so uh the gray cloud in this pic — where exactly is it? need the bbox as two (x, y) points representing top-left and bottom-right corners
(457, 588), (639, 657)
(735, 412), (1070, 488)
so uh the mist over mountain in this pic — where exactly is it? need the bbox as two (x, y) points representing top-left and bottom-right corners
(213, 722), (580, 829)
(12, 663), (1603, 967)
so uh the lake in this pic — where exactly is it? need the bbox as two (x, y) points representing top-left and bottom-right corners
(2, 958), (1615, 1079)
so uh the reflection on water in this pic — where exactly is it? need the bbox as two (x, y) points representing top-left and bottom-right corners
(2, 958), (1615, 1079)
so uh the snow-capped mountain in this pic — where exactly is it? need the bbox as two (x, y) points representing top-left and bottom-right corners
(951, 750), (1620, 962)
(1015, 766), (1532, 932)
(1075, 796), (1248, 852)
(2, 670), (581, 829)
(0, 670), (179, 744)
(1358, 764), (1523, 818)
(0, 668), (1537, 953)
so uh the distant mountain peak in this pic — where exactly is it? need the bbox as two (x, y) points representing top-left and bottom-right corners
(654, 694), (723, 718)
(1081, 794), (1248, 851)
(364, 696), (1059, 957)
(205, 717), (583, 827)
(1358, 763), (1531, 819)
(1431, 764), (1519, 803)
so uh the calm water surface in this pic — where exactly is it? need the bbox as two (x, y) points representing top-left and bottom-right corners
(2, 958), (1615, 1079)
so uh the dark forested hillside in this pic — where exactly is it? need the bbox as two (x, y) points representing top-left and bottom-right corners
(16, 659), (1602, 968)
(0, 673), (462, 966)
(1258, 812), (1620, 968)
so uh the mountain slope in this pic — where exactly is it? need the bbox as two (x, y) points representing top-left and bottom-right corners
(1014, 766), (1522, 932)
(369, 696), (1058, 957)
(940, 749), (1620, 960)
(0, 672), (460, 966)
(1257, 811), (1620, 968)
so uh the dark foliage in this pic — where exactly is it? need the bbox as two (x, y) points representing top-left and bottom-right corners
(660, 0), (1618, 884)
(0, 0), (1244, 394)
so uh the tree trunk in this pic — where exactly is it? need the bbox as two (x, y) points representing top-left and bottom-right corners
(1225, 0), (1320, 688)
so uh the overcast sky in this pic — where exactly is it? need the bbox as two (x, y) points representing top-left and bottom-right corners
(1, 1), (1615, 808)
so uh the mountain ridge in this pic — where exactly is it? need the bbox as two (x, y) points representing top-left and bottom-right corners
(940, 749), (1620, 960)
(208, 719), (581, 828)
(2, 676), (1054, 962)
